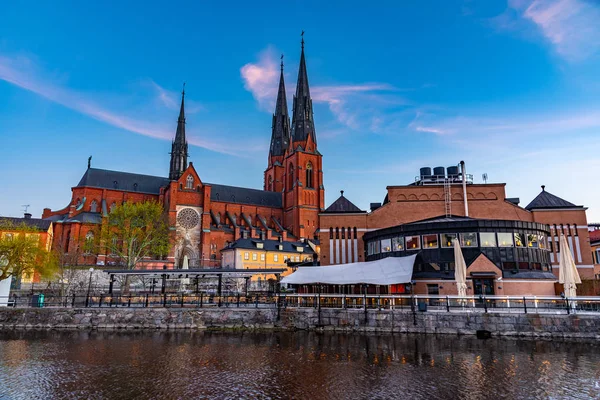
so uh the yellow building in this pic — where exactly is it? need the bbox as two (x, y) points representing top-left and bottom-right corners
(221, 238), (317, 289)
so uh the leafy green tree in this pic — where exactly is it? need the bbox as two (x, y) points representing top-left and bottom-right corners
(0, 221), (58, 283)
(97, 201), (170, 290)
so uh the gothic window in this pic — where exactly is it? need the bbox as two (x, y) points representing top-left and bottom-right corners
(177, 208), (200, 230)
(268, 175), (273, 191)
(306, 162), (314, 188)
(133, 183), (138, 191)
(336, 227), (339, 239)
(186, 175), (194, 189)
(288, 163), (294, 190)
(113, 181), (118, 189)
(90, 200), (98, 213)
(329, 228), (333, 239)
(347, 227), (352, 239)
(110, 202), (116, 213)
(85, 231), (94, 254)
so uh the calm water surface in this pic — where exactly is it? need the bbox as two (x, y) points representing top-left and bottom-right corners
(1, 330), (600, 399)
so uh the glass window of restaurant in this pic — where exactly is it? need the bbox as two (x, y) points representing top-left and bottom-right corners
(381, 238), (392, 253)
(441, 233), (457, 248)
(392, 236), (404, 251)
(480, 232), (497, 247)
(460, 232), (478, 247)
(422, 234), (439, 249)
(498, 233), (514, 247)
(406, 236), (421, 250)
(514, 233), (525, 247)
(538, 235), (546, 249)
(527, 234), (539, 248)
(367, 242), (375, 255)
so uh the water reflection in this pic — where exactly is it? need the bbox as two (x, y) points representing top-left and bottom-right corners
(1, 331), (599, 399)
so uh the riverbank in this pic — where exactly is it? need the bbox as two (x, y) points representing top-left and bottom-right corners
(1, 307), (600, 339)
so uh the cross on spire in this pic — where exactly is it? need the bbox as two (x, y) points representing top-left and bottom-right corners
(301, 30), (305, 49)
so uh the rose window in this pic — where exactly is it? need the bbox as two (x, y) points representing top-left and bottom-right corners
(177, 208), (199, 229)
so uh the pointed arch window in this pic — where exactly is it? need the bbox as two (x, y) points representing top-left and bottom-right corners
(268, 175), (273, 191)
(288, 163), (294, 190)
(306, 162), (314, 188)
(90, 200), (98, 213)
(110, 202), (116, 213)
(186, 175), (194, 189)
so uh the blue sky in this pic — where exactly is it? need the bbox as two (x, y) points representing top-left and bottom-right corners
(1, 0), (600, 221)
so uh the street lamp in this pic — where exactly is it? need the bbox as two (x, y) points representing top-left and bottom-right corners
(85, 267), (94, 307)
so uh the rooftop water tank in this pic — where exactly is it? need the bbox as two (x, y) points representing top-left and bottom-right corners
(420, 167), (432, 179)
(447, 166), (459, 177)
(433, 166), (445, 177)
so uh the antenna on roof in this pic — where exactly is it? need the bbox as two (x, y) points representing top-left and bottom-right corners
(22, 204), (30, 213)
(482, 173), (488, 184)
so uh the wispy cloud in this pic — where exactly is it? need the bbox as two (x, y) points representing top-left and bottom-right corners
(499, 0), (600, 61)
(240, 48), (402, 131)
(0, 52), (244, 156)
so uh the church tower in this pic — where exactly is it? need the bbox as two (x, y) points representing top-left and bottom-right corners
(264, 57), (290, 193)
(169, 87), (189, 180)
(283, 36), (325, 239)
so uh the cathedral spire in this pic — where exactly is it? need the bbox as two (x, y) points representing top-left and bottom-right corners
(269, 55), (290, 158)
(169, 84), (189, 180)
(291, 31), (316, 145)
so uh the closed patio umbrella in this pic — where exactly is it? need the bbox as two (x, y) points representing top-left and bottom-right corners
(559, 234), (581, 302)
(453, 238), (468, 298)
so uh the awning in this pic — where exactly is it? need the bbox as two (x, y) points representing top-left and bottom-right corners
(281, 254), (416, 285)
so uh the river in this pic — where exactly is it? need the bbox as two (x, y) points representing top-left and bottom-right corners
(1, 331), (599, 399)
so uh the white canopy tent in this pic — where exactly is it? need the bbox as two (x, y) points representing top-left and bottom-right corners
(281, 254), (416, 285)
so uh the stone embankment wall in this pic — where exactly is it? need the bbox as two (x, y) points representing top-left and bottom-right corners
(1, 308), (599, 339)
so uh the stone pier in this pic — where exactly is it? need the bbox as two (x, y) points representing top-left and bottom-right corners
(1, 308), (599, 339)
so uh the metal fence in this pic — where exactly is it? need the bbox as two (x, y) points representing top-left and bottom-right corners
(2, 293), (600, 315)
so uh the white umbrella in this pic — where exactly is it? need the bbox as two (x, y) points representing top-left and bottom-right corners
(453, 238), (468, 298)
(559, 234), (581, 302)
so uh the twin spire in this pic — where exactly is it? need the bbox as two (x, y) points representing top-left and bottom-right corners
(269, 34), (317, 158)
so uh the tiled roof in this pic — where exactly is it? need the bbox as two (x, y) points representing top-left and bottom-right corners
(222, 238), (314, 253)
(0, 216), (51, 231)
(525, 186), (581, 210)
(208, 183), (282, 208)
(77, 168), (171, 194)
(589, 230), (600, 243)
(324, 191), (365, 213)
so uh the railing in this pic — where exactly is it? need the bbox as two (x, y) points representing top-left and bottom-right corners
(2, 293), (600, 315)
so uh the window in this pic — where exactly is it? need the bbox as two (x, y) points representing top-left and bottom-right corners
(527, 234), (539, 248)
(441, 233), (457, 248)
(518, 262), (529, 270)
(90, 200), (98, 213)
(392, 236), (404, 251)
(252, 253), (257, 261)
(514, 233), (525, 247)
(110, 202), (116, 213)
(381, 238), (391, 253)
(284, 255), (288, 262)
(347, 227), (352, 240)
(548, 240), (554, 253)
(244, 252), (249, 260)
(480, 233), (497, 247)
(374, 240), (380, 253)
(460, 233), (477, 247)
(186, 175), (194, 189)
(502, 261), (517, 270)
(274, 254), (279, 262)
(329, 227), (334, 239)
(260, 253), (265, 261)
(288, 163), (294, 190)
(498, 233), (514, 247)
(295, 256), (300, 262)
(268, 175), (273, 191)
(422, 234), (438, 249)
(336, 227), (339, 239)
(306, 162), (314, 188)
(405, 236), (421, 250)
(367, 242), (376, 255)
(342, 228), (345, 239)
(538, 235), (546, 249)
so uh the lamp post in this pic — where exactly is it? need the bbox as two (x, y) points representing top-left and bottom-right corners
(85, 267), (94, 307)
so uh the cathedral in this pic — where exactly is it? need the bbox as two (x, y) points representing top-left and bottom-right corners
(42, 39), (324, 269)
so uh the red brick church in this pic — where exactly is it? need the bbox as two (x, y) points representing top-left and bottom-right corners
(42, 40), (324, 269)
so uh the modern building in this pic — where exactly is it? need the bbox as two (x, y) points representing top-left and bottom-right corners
(318, 165), (594, 296)
(40, 38), (323, 270)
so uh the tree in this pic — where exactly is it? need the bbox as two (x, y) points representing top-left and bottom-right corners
(97, 201), (170, 290)
(0, 221), (58, 284)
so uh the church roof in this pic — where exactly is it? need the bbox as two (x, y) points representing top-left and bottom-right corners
(525, 186), (581, 210)
(208, 183), (283, 208)
(77, 168), (171, 194)
(324, 191), (365, 213)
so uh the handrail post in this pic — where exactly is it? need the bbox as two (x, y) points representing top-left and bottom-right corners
(128, 294), (132, 308)
(566, 297), (570, 315)
(180, 294), (184, 308)
(483, 296), (488, 313)
(163, 293), (167, 307)
(72, 293), (76, 307)
(237, 293), (240, 308)
(145, 294), (149, 308)
(446, 295), (450, 312)
(523, 296), (527, 314)
(85, 293), (90, 308)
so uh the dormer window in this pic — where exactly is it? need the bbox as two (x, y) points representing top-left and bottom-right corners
(186, 175), (194, 189)
(113, 181), (118, 189)
(133, 183), (138, 191)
